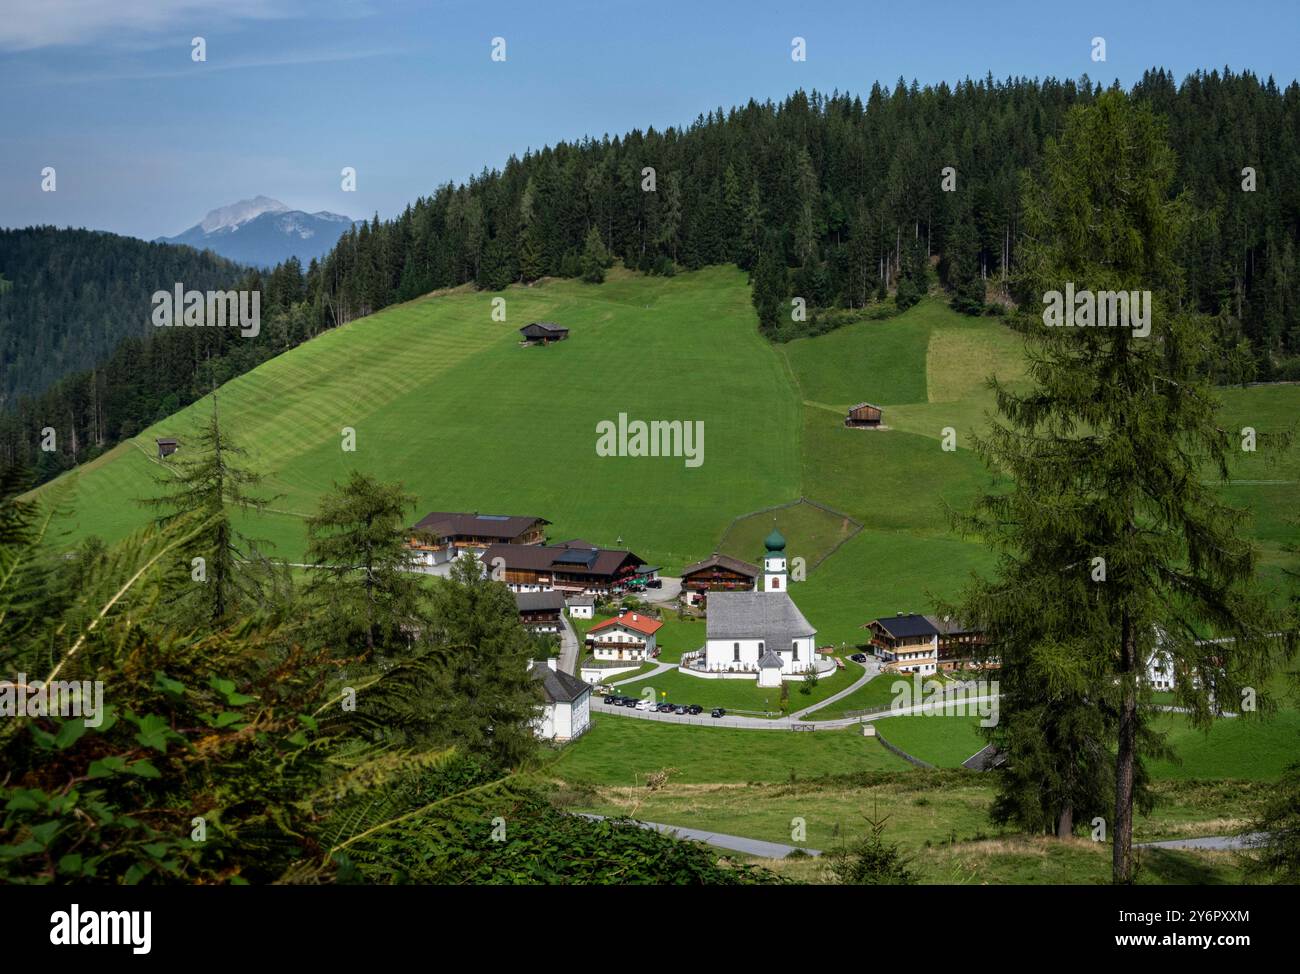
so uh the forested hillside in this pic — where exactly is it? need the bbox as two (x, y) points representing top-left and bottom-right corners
(0, 228), (244, 405)
(4, 67), (1299, 485)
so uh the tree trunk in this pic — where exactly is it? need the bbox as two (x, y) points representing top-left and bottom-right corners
(1056, 803), (1074, 839)
(1113, 607), (1137, 882)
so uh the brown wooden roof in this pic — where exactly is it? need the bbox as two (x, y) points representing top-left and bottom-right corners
(681, 553), (760, 579)
(479, 541), (645, 579)
(411, 511), (549, 541)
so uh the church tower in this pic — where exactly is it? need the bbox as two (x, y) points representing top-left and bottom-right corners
(762, 528), (787, 592)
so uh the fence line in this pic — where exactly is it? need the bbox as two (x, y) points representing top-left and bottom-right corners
(873, 727), (934, 769)
(717, 496), (864, 573)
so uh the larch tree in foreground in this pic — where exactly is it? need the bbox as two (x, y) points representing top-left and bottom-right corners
(955, 90), (1294, 882)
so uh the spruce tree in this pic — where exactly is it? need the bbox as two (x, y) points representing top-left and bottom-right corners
(581, 226), (609, 284)
(750, 238), (787, 337)
(420, 554), (544, 770)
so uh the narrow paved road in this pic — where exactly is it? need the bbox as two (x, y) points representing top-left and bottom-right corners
(591, 692), (999, 730)
(788, 657), (879, 720)
(610, 660), (678, 685)
(558, 615), (580, 675)
(578, 814), (818, 859)
(574, 821), (1268, 862)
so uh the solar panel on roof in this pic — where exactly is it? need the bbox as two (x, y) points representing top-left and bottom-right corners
(553, 549), (597, 565)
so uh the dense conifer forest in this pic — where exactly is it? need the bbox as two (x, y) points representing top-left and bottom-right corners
(0, 228), (242, 405)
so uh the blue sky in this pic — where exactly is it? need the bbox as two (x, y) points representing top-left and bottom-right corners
(1, 0), (1297, 240)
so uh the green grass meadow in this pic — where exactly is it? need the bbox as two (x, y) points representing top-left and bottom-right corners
(32, 265), (1300, 802)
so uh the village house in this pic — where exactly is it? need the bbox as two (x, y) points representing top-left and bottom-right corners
(566, 594), (596, 619)
(864, 614), (940, 675)
(479, 539), (646, 595)
(407, 511), (549, 566)
(679, 553), (759, 606)
(927, 615), (995, 671)
(585, 610), (662, 662)
(514, 591), (565, 634)
(529, 658), (591, 742)
(1144, 632), (1234, 693)
(844, 402), (883, 428)
(519, 322), (569, 345)
(1146, 649), (1177, 691)
(695, 531), (819, 687)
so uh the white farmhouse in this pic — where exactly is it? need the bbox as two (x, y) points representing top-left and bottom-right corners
(529, 658), (592, 742)
(701, 530), (817, 687)
(585, 611), (662, 662)
(566, 595), (596, 620)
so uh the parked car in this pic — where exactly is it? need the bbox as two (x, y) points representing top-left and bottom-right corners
(635, 699), (652, 711)
(646, 578), (662, 589)
(603, 695), (617, 705)
(710, 707), (727, 718)
(849, 653), (868, 663)
(687, 705), (703, 715)
(656, 703), (674, 713)
(673, 706), (688, 715)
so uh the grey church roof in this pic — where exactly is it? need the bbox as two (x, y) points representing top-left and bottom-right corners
(707, 590), (816, 647)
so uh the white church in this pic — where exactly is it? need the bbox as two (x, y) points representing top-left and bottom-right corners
(699, 529), (819, 687)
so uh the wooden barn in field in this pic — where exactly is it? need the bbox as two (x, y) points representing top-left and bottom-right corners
(519, 322), (569, 345)
(156, 437), (180, 458)
(844, 402), (883, 428)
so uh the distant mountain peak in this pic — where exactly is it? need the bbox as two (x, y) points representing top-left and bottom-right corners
(199, 196), (290, 233)
(158, 198), (357, 268)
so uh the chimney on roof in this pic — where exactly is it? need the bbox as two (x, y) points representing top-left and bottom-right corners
(632, 614), (638, 622)
(546, 657), (558, 671)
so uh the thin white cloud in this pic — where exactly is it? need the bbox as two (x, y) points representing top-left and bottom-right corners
(0, 0), (357, 52)
(10, 45), (403, 86)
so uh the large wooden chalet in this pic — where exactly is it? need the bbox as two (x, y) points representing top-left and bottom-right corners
(930, 615), (993, 671)
(863, 613), (941, 675)
(480, 539), (645, 595)
(864, 613), (990, 674)
(519, 322), (569, 345)
(680, 553), (759, 606)
(408, 511), (549, 566)
(844, 402), (883, 428)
